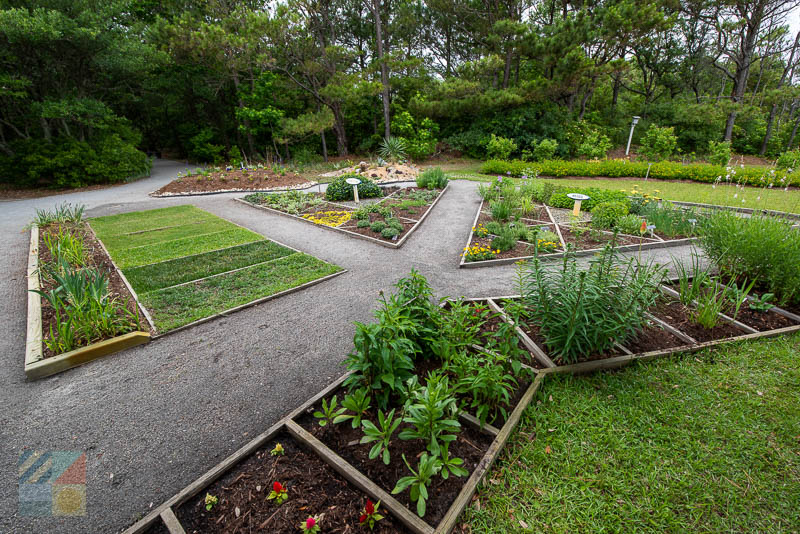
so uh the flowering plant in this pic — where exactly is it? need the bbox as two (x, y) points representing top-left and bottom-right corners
(270, 443), (285, 456)
(204, 493), (218, 511)
(302, 210), (352, 227)
(300, 514), (322, 533)
(472, 223), (489, 238)
(463, 244), (498, 262)
(267, 481), (288, 505)
(359, 499), (384, 530)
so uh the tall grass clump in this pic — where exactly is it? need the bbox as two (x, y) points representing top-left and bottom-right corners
(416, 167), (448, 189)
(517, 239), (666, 363)
(34, 202), (85, 225)
(698, 212), (800, 305)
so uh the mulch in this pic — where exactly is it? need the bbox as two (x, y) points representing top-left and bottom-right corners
(37, 222), (148, 358)
(153, 168), (312, 196)
(176, 432), (411, 533)
(648, 299), (744, 343)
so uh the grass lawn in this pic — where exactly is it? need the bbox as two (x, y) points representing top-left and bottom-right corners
(465, 333), (800, 533)
(90, 206), (342, 331)
(448, 171), (800, 214)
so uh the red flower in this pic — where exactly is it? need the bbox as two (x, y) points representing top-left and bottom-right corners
(359, 513), (368, 524)
(273, 482), (284, 493)
(640, 220), (647, 234)
(365, 500), (375, 515)
(306, 517), (316, 529)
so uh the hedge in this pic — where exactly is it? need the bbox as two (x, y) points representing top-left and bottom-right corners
(482, 159), (800, 187)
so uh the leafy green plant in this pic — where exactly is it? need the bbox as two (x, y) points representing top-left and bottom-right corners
(416, 167), (448, 189)
(691, 281), (726, 329)
(486, 134), (517, 160)
(724, 278), (755, 320)
(775, 149), (799, 170)
(491, 226), (518, 252)
(34, 203), (85, 225)
(591, 201), (629, 229)
(378, 136), (408, 163)
(438, 443), (468, 479)
(640, 202), (698, 238)
(357, 219), (370, 228)
(708, 140), (732, 167)
(313, 395), (345, 427)
(617, 214), (644, 235)
(672, 252), (711, 306)
(325, 174), (383, 201)
(334, 388), (371, 428)
(399, 373), (461, 456)
(748, 292), (775, 312)
(533, 138), (558, 161)
(381, 227), (400, 239)
(577, 130), (612, 159)
(639, 125), (678, 161)
(489, 200), (512, 221)
(370, 221), (386, 233)
(448, 350), (518, 426)
(391, 453), (442, 517)
(360, 408), (402, 465)
(42, 226), (86, 267)
(517, 239), (666, 362)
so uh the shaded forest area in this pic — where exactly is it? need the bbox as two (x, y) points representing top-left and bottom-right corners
(1, 0), (799, 188)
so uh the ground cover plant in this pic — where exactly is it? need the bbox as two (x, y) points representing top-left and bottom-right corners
(243, 176), (447, 244)
(152, 164), (314, 196)
(464, 334), (800, 533)
(32, 204), (144, 357)
(90, 206), (341, 331)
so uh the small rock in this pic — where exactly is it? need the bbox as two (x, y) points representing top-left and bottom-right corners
(235, 507), (241, 518)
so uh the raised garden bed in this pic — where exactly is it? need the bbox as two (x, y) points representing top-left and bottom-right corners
(238, 184), (448, 249)
(151, 165), (316, 197)
(89, 205), (344, 333)
(25, 221), (151, 379)
(460, 197), (695, 268)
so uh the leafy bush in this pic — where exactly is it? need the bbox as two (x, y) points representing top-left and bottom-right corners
(639, 125), (678, 161)
(392, 111), (439, 161)
(698, 212), (800, 305)
(489, 200), (512, 221)
(591, 201), (629, 229)
(370, 221), (386, 233)
(576, 130), (612, 159)
(491, 226), (518, 252)
(533, 138), (558, 161)
(357, 219), (370, 228)
(416, 167), (448, 189)
(776, 149), (800, 170)
(616, 214), (644, 235)
(485, 134), (517, 160)
(548, 187), (629, 211)
(325, 174), (383, 201)
(189, 128), (225, 163)
(517, 241), (666, 363)
(707, 140), (732, 167)
(640, 202), (699, 238)
(480, 158), (800, 187)
(381, 227), (400, 239)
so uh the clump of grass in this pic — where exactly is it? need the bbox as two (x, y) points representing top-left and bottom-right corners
(34, 203), (85, 226)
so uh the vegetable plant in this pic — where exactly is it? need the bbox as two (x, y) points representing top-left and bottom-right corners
(360, 409), (401, 465)
(438, 443), (468, 480)
(334, 388), (371, 428)
(399, 373), (461, 456)
(749, 292), (775, 312)
(391, 453), (442, 517)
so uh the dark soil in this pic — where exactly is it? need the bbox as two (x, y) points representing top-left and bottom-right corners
(143, 521), (170, 534)
(176, 432), (411, 533)
(297, 402), (493, 527)
(478, 207), (550, 224)
(560, 227), (642, 250)
(37, 222), (147, 358)
(731, 307), (798, 331)
(153, 168), (311, 195)
(648, 299), (744, 342)
(622, 322), (687, 354)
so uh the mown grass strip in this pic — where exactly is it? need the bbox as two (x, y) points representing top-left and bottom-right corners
(90, 205), (215, 238)
(123, 240), (293, 293)
(111, 227), (263, 269)
(465, 333), (800, 533)
(140, 254), (342, 331)
(99, 219), (240, 251)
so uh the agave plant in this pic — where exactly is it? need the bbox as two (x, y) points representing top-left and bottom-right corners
(378, 136), (408, 163)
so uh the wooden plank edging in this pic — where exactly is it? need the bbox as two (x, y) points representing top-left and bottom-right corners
(486, 298), (556, 368)
(160, 508), (186, 534)
(25, 224), (43, 367)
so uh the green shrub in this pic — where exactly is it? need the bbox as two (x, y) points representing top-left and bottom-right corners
(616, 214), (644, 235)
(548, 187), (629, 211)
(698, 212), (800, 305)
(708, 140), (732, 167)
(392, 112), (439, 161)
(489, 200), (512, 221)
(534, 139), (558, 161)
(640, 202), (698, 238)
(591, 201), (630, 229)
(325, 174), (383, 201)
(491, 227), (518, 252)
(577, 130), (612, 159)
(639, 125), (678, 161)
(378, 137), (408, 163)
(486, 134), (517, 160)
(381, 227), (400, 239)
(776, 149), (800, 170)
(417, 167), (448, 189)
(370, 221), (387, 233)
(357, 219), (370, 228)
(189, 127), (224, 163)
(480, 159), (800, 187)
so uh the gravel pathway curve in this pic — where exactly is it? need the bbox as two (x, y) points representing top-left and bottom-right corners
(0, 160), (699, 533)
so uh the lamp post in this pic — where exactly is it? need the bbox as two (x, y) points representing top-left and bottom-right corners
(625, 116), (641, 157)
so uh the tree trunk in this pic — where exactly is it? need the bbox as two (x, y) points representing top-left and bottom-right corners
(321, 132), (328, 161)
(231, 71), (256, 157)
(331, 103), (348, 156)
(371, 0), (391, 139)
(502, 47), (513, 89)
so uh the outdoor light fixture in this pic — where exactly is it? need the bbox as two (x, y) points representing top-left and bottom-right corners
(626, 116), (641, 157)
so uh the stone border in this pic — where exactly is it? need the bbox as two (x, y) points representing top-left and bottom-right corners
(459, 199), (696, 269)
(149, 181), (319, 198)
(24, 224), (151, 380)
(236, 183), (449, 249)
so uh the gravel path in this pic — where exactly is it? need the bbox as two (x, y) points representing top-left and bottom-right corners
(0, 160), (700, 533)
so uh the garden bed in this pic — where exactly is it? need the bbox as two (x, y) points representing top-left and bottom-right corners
(25, 220), (151, 379)
(151, 166), (316, 196)
(239, 184), (448, 249)
(89, 205), (344, 333)
(460, 196), (696, 268)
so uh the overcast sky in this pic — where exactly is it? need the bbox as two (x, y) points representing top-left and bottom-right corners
(789, 5), (800, 35)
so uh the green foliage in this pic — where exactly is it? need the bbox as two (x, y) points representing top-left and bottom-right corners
(34, 203), (85, 225)
(485, 134), (517, 160)
(392, 111), (438, 161)
(481, 159), (800, 187)
(517, 241), (666, 363)
(639, 125), (678, 161)
(691, 281), (726, 329)
(491, 226), (518, 252)
(591, 201), (629, 229)
(333, 388), (371, 429)
(189, 128), (225, 163)
(489, 200), (512, 221)
(776, 149), (800, 170)
(325, 174), (382, 201)
(748, 292), (775, 312)
(533, 138), (558, 161)
(672, 252), (712, 306)
(707, 140), (732, 167)
(360, 409), (402, 465)
(548, 187), (629, 211)
(447, 349), (518, 427)
(399, 373), (461, 456)
(576, 130), (612, 159)
(616, 214), (644, 235)
(416, 167), (448, 189)
(357, 219), (370, 228)
(381, 227), (400, 239)
(640, 202), (699, 238)
(391, 453), (442, 518)
(698, 212), (800, 305)
(370, 221), (386, 233)
(313, 395), (345, 427)
(245, 190), (322, 215)
(378, 136), (408, 163)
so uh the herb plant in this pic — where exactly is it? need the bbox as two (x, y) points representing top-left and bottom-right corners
(313, 395), (345, 427)
(360, 409), (401, 465)
(391, 453), (442, 518)
(334, 388), (371, 428)
(399, 373), (461, 456)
